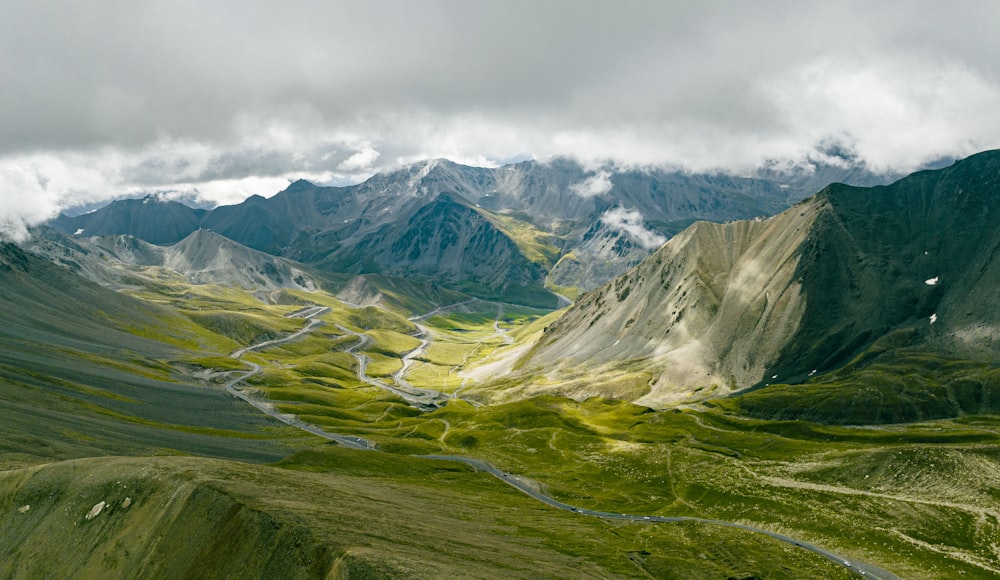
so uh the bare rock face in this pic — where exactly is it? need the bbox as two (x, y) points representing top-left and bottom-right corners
(525, 200), (820, 406)
(547, 217), (652, 293)
(85, 501), (106, 520)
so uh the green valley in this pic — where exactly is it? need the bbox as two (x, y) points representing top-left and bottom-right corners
(4, 153), (1000, 579)
(4, 255), (994, 578)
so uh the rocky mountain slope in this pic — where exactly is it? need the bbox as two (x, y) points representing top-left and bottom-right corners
(50, 195), (207, 245)
(0, 242), (297, 464)
(518, 151), (1000, 409)
(49, 158), (895, 303)
(319, 193), (550, 303)
(547, 214), (660, 293)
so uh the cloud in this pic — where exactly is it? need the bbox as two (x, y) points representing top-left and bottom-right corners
(569, 171), (613, 197)
(339, 145), (381, 172)
(600, 207), (667, 250)
(761, 54), (1000, 172)
(2, 1), (1000, 232)
(0, 153), (117, 241)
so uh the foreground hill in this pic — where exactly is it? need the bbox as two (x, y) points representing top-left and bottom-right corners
(517, 151), (1000, 415)
(0, 451), (864, 579)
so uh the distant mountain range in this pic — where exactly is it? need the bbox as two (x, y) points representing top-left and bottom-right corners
(28, 227), (319, 293)
(47, 157), (895, 306)
(515, 151), (1000, 415)
(24, 152), (998, 423)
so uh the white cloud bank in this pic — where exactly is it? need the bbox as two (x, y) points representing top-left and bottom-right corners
(600, 207), (667, 250)
(3, 2), (1000, 238)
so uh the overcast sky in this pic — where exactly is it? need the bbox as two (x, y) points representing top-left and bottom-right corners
(3, 0), (1000, 239)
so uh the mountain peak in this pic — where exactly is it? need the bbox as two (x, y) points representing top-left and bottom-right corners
(284, 179), (317, 193)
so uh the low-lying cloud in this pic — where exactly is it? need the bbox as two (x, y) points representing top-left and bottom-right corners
(569, 171), (613, 197)
(600, 207), (668, 250)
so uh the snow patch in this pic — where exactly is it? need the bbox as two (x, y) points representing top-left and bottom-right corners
(74, 228), (85, 235)
(600, 207), (667, 250)
(85, 501), (106, 520)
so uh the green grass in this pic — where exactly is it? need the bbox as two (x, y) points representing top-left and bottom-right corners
(545, 278), (581, 302)
(334, 305), (415, 333)
(193, 287), (998, 575)
(5, 261), (998, 578)
(363, 328), (422, 356)
(0, 454), (861, 579)
(726, 351), (1000, 424)
(363, 352), (403, 378)
(167, 287), (1000, 576)
(255, 381), (1000, 578)
(477, 209), (562, 267)
(187, 311), (299, 346)
(406, 361), (465, 391)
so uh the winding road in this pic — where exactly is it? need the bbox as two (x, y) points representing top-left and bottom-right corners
(225, 306), (372, 450)
(222, 303), (897, 579)
(334, 323), (449, 411)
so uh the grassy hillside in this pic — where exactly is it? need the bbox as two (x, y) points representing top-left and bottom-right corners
(0, 453), (860, 579)
(5, 236), (999, 579)
(194, 292), (998, 578)
(0, 243), (311, 467)
(724, 350), (1000, 424)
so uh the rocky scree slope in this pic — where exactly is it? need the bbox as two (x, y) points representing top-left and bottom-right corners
(520, 151), (1000, 408)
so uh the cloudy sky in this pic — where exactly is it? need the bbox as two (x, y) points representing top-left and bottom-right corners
(2, 0), (1000, 238)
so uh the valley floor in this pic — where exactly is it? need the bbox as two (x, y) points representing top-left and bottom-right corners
(3, 282), (998, 579)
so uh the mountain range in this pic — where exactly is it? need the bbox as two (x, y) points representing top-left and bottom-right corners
(48, 157), (894, 306)
(35, 152), (997, 419)
(513, 150), (999, 418)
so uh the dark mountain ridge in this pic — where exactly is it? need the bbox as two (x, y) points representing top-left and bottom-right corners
(48, 158), (898, 305)
(50, 196), (207, 245)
